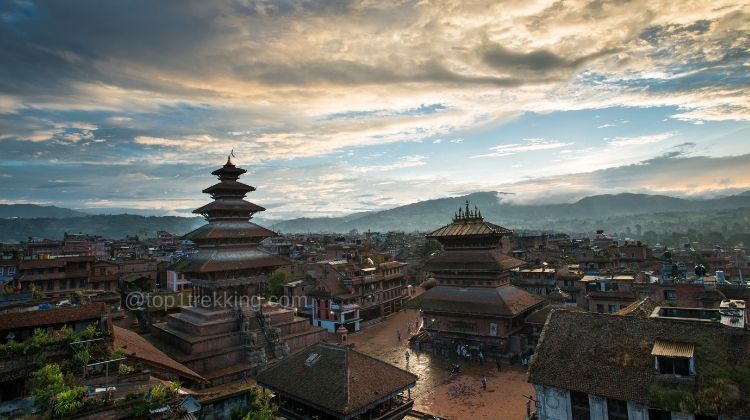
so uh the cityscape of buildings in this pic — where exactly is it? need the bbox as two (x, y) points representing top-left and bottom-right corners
(2, 1), (750, 419)
(0, 156), (748, 419)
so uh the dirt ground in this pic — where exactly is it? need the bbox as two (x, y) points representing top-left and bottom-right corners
(347, 308), (533, 420)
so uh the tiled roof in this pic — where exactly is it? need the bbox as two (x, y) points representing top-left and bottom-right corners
(183, 221), (277, 241)
(169, 248), (290, 274)
(202, 180), (256, 194)
(616, 298), (657, 317)
(379, 261), (406, 269)
(405, 284), (544, 317)
(256, 343), (416, 417)
(113, 326), (206, 383)
(191, 200), (266, 217)
(425, 249), (525, 272)
(427, 219), (512, 238)
(0, 303), (106, 331)
(528, 309), (750, 408)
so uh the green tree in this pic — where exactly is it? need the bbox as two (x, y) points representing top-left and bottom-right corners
(231, 387), (278, 420)
(53, 386), (87, 417)
(268, 270), (288, 297)
(29, 363), (67, 413)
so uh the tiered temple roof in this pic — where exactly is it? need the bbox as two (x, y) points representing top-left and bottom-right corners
(177, 156), (288, 277)
(427, 200), (512, 249)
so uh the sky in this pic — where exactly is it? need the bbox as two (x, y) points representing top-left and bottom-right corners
(1, 0), (749, 220)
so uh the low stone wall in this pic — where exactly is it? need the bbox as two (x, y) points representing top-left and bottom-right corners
(284, 329), (328, 353)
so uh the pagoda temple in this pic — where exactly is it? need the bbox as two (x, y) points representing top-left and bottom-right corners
(150, 157), (327, 387)
(407, 201), (544, 359)
(178, 155), (290, 304)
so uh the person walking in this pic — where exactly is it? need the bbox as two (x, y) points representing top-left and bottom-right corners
(481, 376), (487, 390)
(478, 350), (484, 365)
(496, 358), (502, 372)
(397, 330), (401, 342)
(405, 350), (410, 363)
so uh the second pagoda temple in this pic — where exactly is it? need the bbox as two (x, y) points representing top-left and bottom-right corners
(407, 201), (544, 359)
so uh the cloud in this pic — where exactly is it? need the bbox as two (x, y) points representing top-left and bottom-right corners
(607, 132), (676, 147)
(0, 0), (749, 216)
(472, 138), (572, 158)
(349, 155), (427, 173)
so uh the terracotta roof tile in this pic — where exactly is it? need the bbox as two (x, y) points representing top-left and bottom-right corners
(406, 284), (544, 317)
(427, 219), (512, 238)
(256, 343), (416, 417)
(0, 303), (106, 332)
(113, 326), (206, 383)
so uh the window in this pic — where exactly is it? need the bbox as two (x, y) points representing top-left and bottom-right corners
(656, 356), (690, 376)
(596, 304), (604, 313)
(607, 398), (628, 420)
(570, 391), (590, 420)
(8, 267), (15, 275)
(608, 304), (618, 313)
(663, 290), (677, 300)
(648, 408), (672, 420)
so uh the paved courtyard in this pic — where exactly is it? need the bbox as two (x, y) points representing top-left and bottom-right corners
(347, 308), (533, 420)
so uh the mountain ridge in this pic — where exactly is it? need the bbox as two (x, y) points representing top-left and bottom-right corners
(1, 191), (749, 241)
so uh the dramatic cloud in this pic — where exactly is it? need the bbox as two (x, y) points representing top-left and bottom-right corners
(0, 0), (748, 218)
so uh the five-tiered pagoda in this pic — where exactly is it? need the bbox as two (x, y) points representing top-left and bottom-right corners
(179, 155), (290, 304)
(151, 156), (326, 387)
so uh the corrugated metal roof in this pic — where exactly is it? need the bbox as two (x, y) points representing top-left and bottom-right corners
(651, 339), (694, 358)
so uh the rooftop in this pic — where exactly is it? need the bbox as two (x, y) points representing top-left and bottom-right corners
(529, 309), (750, 413)
(0, 302), (106, 332)
(256, 343), (417, 418)
(405, 283), (544, 318)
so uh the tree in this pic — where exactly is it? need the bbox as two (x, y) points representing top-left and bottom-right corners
(29, 363), (67, 413)
(231, 387), (278, 420)
(268, 270), (288, 298)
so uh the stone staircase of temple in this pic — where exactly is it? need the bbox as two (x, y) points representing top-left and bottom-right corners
(254, 308), (290, 359)
(236, 305), (289, 364)
(236, 305), (267, 365)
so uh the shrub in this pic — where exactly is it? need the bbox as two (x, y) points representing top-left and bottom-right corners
(53, 386), (86, 417)
(118, 363), (134, 376)
(29, 363), (67, 413)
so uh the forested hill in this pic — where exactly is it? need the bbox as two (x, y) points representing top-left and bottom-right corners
(269, 191), (750, 233)
(0, 214), (203, 243)
(1, 191), (749, 242)
(0, 204), (88, 219)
